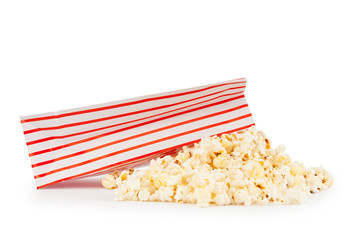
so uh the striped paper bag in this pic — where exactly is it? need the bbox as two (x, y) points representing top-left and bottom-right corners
(20, 78), (255, 189)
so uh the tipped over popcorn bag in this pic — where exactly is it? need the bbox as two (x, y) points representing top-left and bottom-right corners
(20, 78), (254, 189)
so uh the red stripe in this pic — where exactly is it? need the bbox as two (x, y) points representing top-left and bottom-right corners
(36, 123), (255, 189)
(23, 86), (245, 135)
(34, 113), (253, 179)
(21, 80), (246, 124)
(26, 88), (245, 144)
(29, 94), (245, 156)
(31, 104), (249, 168)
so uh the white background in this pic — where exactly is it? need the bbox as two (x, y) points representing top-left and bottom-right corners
(1, 1), (360, 239)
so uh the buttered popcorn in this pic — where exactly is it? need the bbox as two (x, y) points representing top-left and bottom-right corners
(102, 127), (333, 207)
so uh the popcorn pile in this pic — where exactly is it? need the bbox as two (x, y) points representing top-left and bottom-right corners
(102, 127), (333, 207)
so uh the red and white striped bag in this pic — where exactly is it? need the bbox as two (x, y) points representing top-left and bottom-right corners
(20, 78), (255, 189)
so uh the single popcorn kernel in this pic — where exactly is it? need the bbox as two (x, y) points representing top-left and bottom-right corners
(244, 161), (265, 179)
(290, 162), (304, 176)
(213, 155), (228, 169)
(103, 126), (333, 207)
(102, 174), (117, 189)
(220, 138), (233, 153)
(138, 190), (151, 201)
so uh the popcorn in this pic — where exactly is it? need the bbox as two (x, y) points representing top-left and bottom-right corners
(138, 190), (151, 201)
(243, 161), (265, 179)
(101, 173), (117, 189)
(103, 126), (333, 207)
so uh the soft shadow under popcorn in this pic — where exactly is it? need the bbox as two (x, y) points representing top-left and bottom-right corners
(42, 177), (103, 189)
